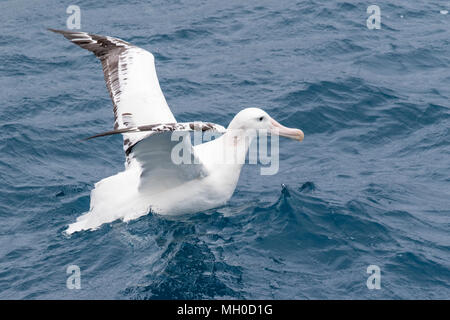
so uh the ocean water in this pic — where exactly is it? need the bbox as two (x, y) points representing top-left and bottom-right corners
(0, 0), (449, 299)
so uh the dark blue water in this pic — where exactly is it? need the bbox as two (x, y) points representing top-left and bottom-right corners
(0, 0), (449, 299)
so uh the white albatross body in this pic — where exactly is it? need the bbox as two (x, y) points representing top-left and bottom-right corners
(68, 135), (246, 234)
(50, 29), (304, 234)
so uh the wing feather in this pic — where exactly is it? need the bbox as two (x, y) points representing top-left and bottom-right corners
(51, 29), (228, 192)
(50, 29), (175, 151)
(126, 123), (225, 193)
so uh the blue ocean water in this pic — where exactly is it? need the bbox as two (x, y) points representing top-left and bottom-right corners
(0, 0), (449, 299)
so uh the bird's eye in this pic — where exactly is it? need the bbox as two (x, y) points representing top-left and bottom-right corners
(259, 116), (264, 121)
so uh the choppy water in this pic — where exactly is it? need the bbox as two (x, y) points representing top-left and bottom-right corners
(0, 0), (449, 299)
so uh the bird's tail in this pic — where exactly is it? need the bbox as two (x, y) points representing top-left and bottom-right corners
(65, 169), (147, 234)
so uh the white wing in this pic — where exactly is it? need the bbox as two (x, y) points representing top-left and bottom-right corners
(85, 121), (226, 194)
(50, 29), (175, 151)
(125, 123), (226, 194)
(131, 132), (206, 194)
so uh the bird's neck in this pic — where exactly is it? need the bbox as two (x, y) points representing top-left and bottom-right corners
(221, 129), (255, 166)
(196, 129), (254, 170)
(193, 130), (254, 199)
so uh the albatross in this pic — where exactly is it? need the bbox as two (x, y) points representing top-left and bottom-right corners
(50, 29), (304, 234)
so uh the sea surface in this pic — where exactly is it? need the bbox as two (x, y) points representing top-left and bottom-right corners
(0, 0), (449, 299)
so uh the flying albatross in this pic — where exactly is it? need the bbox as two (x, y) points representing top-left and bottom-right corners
(50, 29), (304, 234)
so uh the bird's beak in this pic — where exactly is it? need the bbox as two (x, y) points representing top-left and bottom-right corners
(270, 118), (304, 142)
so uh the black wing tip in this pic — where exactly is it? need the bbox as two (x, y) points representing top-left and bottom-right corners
(82, 135), (98, 141)
(48, 28), (85, 40)
(84, 128), (135, 141)
(48, 28), (96, 38)
(83, 132), (118, 141)
(48, 28), (75, 35)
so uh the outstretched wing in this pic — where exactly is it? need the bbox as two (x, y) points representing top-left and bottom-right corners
(85, 121), (225, 147)
(50, 29), (175, 151)
(83, 121), (225, 193)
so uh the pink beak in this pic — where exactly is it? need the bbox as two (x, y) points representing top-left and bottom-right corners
(270, 118), (304, 142)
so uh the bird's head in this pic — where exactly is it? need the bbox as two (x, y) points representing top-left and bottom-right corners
(227, 108), (304, 141)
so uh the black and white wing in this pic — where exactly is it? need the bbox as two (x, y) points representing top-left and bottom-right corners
(52, 29), (227, 193)
(50, 29), (176, 151)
